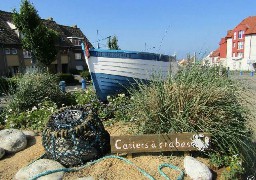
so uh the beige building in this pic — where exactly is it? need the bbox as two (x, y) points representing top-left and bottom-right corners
(0, 10), (92, 76)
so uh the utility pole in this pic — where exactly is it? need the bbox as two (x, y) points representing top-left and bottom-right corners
(194, 52), (196, 64)
(97, 30), (99, 49)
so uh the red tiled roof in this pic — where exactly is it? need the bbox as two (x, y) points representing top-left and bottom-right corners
(241, 16), (256, 34)
(226, 16), (256, 38)
(219, 38), (226, 45)
(209, 48), (220, 58)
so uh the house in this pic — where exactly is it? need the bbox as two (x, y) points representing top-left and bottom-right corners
(218, 16), (256, 71)
(203, 49), (220, 67)
(0, 10), (92, 76)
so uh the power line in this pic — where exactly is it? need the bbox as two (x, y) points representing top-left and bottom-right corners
(158, 25), (171, 54)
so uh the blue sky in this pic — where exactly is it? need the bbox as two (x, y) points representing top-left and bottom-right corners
(1, 0), (256, 59)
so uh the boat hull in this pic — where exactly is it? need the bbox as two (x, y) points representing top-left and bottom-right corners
(85, 49), (177, 101)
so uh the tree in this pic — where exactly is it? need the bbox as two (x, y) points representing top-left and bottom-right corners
(107, 36), (120, 50)
(13, 0), (58, 69)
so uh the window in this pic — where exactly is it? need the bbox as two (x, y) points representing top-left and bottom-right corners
(5, 48), (10, 54)
(233, 42), (236, 48)
(23, 50), (32, 58)
(238, 42), (244, 50)
(238, 30), (244, 39)
(234, 32), (237, 40)
(72, 39), (81, 46)
(11, 48), (17, 54)
(238, 52), (243, 57)
(75, 53), (81, 60)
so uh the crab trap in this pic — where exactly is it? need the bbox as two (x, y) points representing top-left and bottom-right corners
(42, 105), (110, 167)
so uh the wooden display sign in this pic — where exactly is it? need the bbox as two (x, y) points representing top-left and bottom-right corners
(110, 133), (211, 153)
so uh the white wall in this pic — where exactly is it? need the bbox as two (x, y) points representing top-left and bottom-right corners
(239, 35), (256, 71)
(225, 36), (255, 71)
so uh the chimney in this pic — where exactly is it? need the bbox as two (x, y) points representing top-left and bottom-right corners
(72, 25), (77, 28)
(47, 17), (53, 21)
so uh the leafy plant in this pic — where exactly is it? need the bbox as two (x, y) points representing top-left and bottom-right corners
(4, 99), (57, 130)
(80, 71), (91, 81)
(221, 155), (244, 180)
(6, 72), (75, 112)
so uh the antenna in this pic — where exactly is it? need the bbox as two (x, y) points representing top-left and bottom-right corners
(97, 30), (99, 49)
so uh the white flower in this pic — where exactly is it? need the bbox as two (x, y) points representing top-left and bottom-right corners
(32, 106), (37, 111)
(8, 109), (12, 112)
(118, 94), (125, 98)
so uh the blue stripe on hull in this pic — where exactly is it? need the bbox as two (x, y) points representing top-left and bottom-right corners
(89, 49), (172, 62)
(91, 72), (148, 101)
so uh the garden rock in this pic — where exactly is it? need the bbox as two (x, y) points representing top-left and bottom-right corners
(184, 156), (212, 180)
(22, 130), (36, 138)
(75, 177), (95, 180)
(14, 159), (65, 180)
(0, 129), (27, 153)
(0, 147), (5, 159)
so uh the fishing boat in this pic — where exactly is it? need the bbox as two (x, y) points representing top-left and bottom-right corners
(81, 43), (178, 101)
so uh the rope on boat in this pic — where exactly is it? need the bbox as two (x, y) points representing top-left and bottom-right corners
(29, 155), (184, 180)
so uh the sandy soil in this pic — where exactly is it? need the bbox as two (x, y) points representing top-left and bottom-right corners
(0, 122), (222, 180)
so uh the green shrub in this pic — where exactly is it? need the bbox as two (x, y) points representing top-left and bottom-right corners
(4, 99), (57, 130)
(57, 73), (79, 85)
(104, 94), (133, 122)
(73, 88), (131, 121)
(6, 72), (75, 112)
(0, 77), (17, 96)
(80, 71), (91, 81)
(0, 77), (9, 96)
(126, 65), (255, 176)
(73, 88), (108, 118)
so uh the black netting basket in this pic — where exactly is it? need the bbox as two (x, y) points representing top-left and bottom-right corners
(42, 105), (110, 167)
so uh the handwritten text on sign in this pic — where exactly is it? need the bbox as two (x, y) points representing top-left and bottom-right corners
(110, 133), (211, 153)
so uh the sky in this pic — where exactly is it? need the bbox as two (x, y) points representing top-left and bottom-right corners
(1, 0), (256, 59)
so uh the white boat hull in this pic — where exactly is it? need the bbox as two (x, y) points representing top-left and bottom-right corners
(84, 48), (177, 101)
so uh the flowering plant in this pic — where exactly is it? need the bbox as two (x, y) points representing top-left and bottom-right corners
(4, 99), (57, 130)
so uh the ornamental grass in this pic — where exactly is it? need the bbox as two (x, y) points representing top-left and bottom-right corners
(127, 65), (255, 177)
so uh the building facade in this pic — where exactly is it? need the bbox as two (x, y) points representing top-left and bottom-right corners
(0, 10), (92, 76)
(219, 16), (256, 71)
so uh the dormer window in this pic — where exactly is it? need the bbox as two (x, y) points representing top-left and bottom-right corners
(238, 30), (244, 39)
(73, 39), (81, 46)
(67, 37), (83, 46)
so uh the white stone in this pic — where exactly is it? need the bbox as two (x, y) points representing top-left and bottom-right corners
(0, 147), (5, 159)
(75, 177), (95, 180)
(184, 156), (212, 180)
(21, 130), (36, 138)
(0, 129), (27, 153)
(15, 159), (65, 180)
